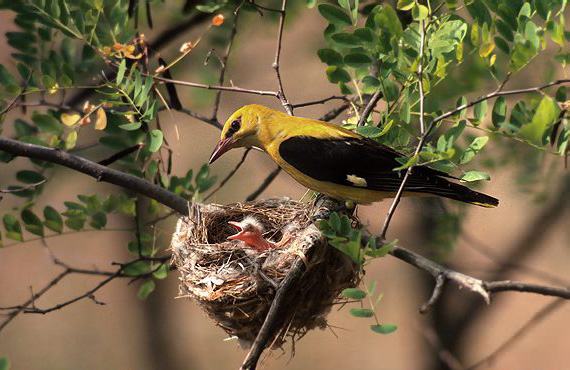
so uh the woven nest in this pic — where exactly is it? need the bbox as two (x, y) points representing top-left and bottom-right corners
(170, 198), (360, 349)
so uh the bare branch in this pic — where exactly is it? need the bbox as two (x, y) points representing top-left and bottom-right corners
(205, 148), (251, 201)
(0, 179), (46, 194)
(272, 0), (293, 115)
(211, 9), (240, 119)
(291, 95), (348, 109)
(357, 89), (383, 127)
(245, 166), (281, 201)
(153, 75), (278, 97)
(0, 136), (189, 215)
(433, 78), (570, 126)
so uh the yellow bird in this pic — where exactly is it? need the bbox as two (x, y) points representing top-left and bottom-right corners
(209, 104), (498, 208)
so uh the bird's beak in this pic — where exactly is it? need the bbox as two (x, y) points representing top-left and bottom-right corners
(227, 221), (245, 240)
(209, 137), (233, 164)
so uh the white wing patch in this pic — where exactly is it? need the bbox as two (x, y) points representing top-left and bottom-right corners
(347, 174), (368, 187)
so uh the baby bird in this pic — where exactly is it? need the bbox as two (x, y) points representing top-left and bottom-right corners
(227, 216), (290, 252)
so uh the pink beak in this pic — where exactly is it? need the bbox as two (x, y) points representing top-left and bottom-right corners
(209, 138), (233, 164)
(227, 221), (246, 240)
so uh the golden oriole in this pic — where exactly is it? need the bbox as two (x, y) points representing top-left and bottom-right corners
(209, 104), (498, 208)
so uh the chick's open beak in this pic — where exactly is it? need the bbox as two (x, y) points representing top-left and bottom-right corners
(227, 221), (245, 240)
(209, 137), (233, 164)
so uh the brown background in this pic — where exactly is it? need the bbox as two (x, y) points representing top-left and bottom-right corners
(1, 4), (569, 370)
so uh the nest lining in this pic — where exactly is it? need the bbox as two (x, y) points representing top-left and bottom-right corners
(170, 198), (360, 348)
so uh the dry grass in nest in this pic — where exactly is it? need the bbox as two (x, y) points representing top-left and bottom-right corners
(170, 198), (360, 349)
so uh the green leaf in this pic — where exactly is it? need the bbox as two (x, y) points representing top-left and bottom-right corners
(90, 211), (107, 230)
(119, 121), (142, 131)
(153, 264), (168, 279)
(329, 212), (341, 233)
(14, 119), (36, 138)
(116, 59), (126, 85)
(0, 65), (17, 86)
(138, 279), (155, 300)
(331, 32), (360, 47)
(342, 288), (367, 300)
(510, 40), (537, 72)
(519, 96), (559, 145)
(147, 129), (163, 152)
(65, 131), (77, 150)
(317, 48), (343, 66)
(65, 217), (85, 231)
(344, 53), (372, 68)
(123, 260), (150, 277)
(400, 101), (410, 123)
(3, 214), (23, 242)
(349, 308), (374, 318)
(371, 324), (398, 334)
(393, 154), (418, 171)
(339, 214), (351, 236)
(555, 87), (567, 103)
(16, 170), (45, 184)
(32, 112), (63, 135)
(461, 170), (490, 182)
(353, 27), (375, 43)
(306, 0), (316, 8)
(492, 97), (507, 128)
(44, 206), (63, 233)
(21, 209), (44, 237)
(0, 357), (10, 370)
(41, 75), (55, 89)
(326, 66), (351, 83)
(397, 0), (414, 11)
(412, 4), (428, 20)
(460, 136), (489, 164)
(473, 100), (488, 123)
(318, 4), (352, 26)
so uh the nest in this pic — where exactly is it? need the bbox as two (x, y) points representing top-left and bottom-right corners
(170, 198), (360, 349)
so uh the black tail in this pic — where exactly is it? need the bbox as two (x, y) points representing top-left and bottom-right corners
(423, 180), (499, 208)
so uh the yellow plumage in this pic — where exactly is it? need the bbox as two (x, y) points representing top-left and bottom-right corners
(209, 104), (498, 207)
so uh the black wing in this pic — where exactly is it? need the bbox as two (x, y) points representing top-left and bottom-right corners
(278, 136), (498, 206)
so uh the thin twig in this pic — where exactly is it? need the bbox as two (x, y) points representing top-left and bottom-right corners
(420, 273), (446, 314)
(98, 143), (143, 166)
(272, 0), (293, 115)
(356, 89), (383, 127)
(379, 22), (430, 238)
(0, 179), (46, 194)
(205, 148), (251, 201)
(292, 95), (348, 109)
(211, 8), (240, 119)
(153, 75), (278, 97)
(417, 20), (426, 134)
(245, 167), (281, 201)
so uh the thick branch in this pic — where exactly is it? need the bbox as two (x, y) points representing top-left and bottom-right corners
(0, 137), (188, 215)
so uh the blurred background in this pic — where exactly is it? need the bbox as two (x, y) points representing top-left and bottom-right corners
(1, 2), (569, 370)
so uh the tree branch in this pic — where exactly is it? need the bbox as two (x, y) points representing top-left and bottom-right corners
(272, 0), (293, 115)
(0, 137), (188, 215)
(153, 75), (278, 97)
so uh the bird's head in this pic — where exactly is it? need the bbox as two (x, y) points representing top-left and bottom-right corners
(209, 105), (266, 164)
(227, 216), (265, 244)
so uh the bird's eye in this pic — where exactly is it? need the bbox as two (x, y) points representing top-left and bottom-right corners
(230, 120), (240, 131)
(226, 118), (241, 138)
